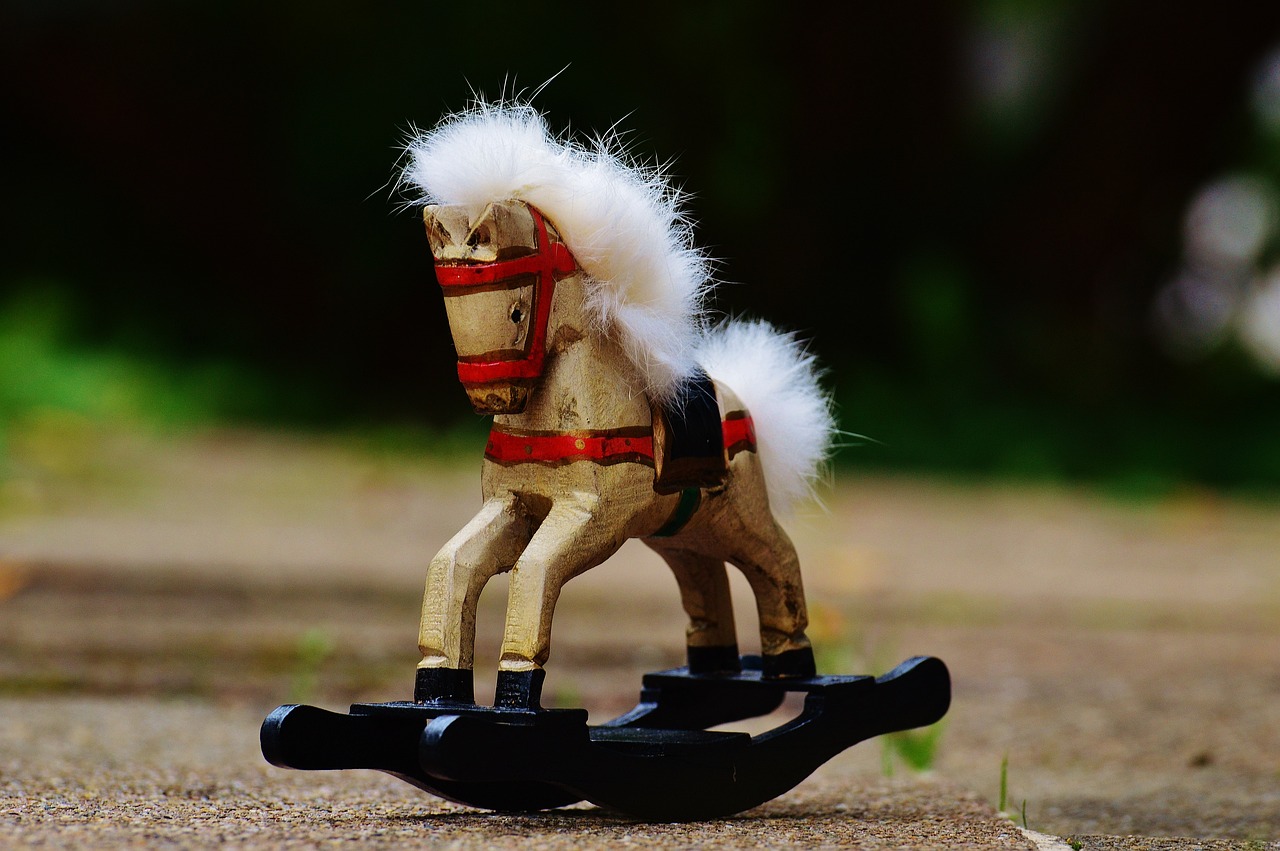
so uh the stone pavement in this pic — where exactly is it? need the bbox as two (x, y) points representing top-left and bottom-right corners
(1, 428), (1277, 847)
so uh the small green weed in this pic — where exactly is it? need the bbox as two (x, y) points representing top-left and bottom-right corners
(996, 756), (1034, 831)
(881, 721), (945, 775)
(288, 628), (336, 702)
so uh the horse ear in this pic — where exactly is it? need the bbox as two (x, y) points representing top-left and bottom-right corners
(424, 202), (539, 263)
(470, 201), (539, 261)
(423, 205), (471, 259)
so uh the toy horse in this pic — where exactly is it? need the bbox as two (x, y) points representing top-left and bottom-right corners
(262, 103), (950, 820)
(410, 138), (830, 708)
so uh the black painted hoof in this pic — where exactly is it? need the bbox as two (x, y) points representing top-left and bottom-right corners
(414, 667), (474, 704)
(686, 644), (742, 674)
(761, 647), (817, 679)
(495, 669), (545, 709)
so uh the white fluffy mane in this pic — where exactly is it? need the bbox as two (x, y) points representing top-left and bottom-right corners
(400, 102), (711, 404)
(401, 102), (836, 511)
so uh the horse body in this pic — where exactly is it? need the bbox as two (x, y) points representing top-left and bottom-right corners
(404, 109), (830, 709)
(415, 200), (813, 708)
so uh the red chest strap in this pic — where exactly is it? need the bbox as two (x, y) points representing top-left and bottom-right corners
(484, 417), (756, 466)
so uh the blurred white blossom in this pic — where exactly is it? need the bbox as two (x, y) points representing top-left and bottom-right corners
(1182, 177), (1274, 267)
(1251, 44), (1280, 135)
(1154, 268), (1244, 353)
(1155, 172), (1280, 373)
(1239, 269), (1280, 374)
(1152, 44), (1280, 376)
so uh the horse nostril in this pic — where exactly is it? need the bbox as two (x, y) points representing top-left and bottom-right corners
(467, 226), (490, 248)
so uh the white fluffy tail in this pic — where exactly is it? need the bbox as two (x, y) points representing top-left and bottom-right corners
(695, 320), (836, 513)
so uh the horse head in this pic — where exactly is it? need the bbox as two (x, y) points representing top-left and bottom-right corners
(423, 200), (579, 415)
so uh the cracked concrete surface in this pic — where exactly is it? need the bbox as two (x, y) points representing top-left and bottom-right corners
(1, 428), (1277, 847)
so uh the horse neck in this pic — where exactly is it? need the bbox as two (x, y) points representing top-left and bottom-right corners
(494, 283), (651, 432)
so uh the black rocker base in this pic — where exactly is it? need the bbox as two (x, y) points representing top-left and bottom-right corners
(261, 655), (950, 821)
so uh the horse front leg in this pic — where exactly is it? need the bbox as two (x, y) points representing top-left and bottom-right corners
(416, 494), (535, 703)
(494, 493), (628, 709)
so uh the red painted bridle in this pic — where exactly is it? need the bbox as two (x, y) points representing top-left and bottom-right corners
(432, 205), (578, 388)
(430, 204), (759, 474)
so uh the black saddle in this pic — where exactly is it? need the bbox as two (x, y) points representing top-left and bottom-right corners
(651, 368), (725, 494)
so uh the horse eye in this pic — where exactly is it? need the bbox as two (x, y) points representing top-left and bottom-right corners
(510, 307), (524, 323)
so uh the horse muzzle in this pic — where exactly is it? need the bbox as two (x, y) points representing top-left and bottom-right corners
(463, 381), (531, 415)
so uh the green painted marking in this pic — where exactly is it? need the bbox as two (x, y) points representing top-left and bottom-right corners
(650, 487), (702, 538)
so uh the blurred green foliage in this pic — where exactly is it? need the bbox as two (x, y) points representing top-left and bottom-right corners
(288, 628), (336, 704)
(3, 1), (1280, 493)
(0, 287), (265, 428)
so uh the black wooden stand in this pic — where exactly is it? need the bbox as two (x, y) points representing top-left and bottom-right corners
(261, 655), (950, 821)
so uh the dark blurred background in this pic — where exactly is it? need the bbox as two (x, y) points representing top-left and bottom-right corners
(5, 0), (1280, 494)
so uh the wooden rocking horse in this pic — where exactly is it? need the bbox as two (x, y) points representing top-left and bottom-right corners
(262, 102), (950, 820)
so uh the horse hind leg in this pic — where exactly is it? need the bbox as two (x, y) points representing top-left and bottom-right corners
(646, 543), (741, 673)
(724, 518), (816, 679)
